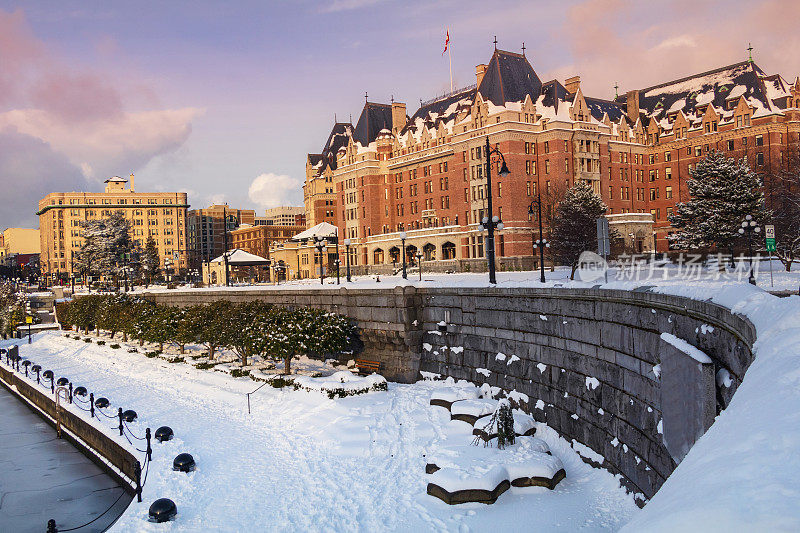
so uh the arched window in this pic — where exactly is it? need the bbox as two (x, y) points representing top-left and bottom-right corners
(388, 246), (400, 263)
(442, 241), (456, 260)
(423, 243), (436, 261)
(373, 248), (384, 264)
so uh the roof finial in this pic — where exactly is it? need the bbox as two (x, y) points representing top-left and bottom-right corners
(747, 42), (754, 62)
(391, 94), (394, 104)
(349, 113), (352, 123)
(365, 91), (369, 103)
(521, 42), (525, 56)
(493, 36), (497, 50)
(335, 113), (338, 123)
(614, 82), (619, 99)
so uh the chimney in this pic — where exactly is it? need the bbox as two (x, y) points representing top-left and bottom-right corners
(565, 76), (581, 94)
(391, 102), (407, 133)
(129, 173), (135, 192)
(626, 90), (640, 122)
(476, 64), (488, 86)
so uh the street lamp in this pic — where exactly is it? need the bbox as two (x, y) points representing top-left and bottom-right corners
(738, 214), (761, 285)
(415, 251), (423, 281)
(480, 136), (510, 284)
(527, 194), (548, 283)
(313, 236), (327, 284)
(399, 232), (408, 279)
(343, 238), (352, 282)
(333, 257), (340, 285)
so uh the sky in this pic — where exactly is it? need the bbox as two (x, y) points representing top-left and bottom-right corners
(1, 0), (799, 230)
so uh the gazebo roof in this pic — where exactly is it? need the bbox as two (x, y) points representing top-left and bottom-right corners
(210, 249), (269, 266)
(290, 222), (338, 242)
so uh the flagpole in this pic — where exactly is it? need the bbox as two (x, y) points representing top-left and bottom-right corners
(448, 42), (453, 92)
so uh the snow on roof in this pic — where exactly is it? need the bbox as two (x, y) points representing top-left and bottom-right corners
(104, 176), (127, 183)
(290, 222), (338, 241)
(210, 249), (269, 265)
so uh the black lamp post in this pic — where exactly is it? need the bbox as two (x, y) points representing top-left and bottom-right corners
(738, 214), (761, 285)
(399, 232), (408, 279)
(334, 257), (340, 285)
(481, 136), (511, 284)
(415, 251), (423, 281)
(313, 236), (327, 284)
(527, 193), (548, 283)
(343, 238), (352, 282)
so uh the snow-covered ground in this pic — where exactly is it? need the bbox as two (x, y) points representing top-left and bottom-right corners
(3, 332), (637, 532)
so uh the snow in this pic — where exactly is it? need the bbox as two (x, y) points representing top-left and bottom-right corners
(716, 368), (732, 388)
(450, 346), (464, 354)
(451, 399), (497, 418)
(422, 342), (432, 351)
(2, 332), (638, 531)
(476, 367), (492, 378)
(430, 384), (481, 404)
(474, 411), (537, 437)
(539, 315), (548, 321)
(292, 371), (386, 395)
(507, 354), (520, 365)
(506, 389), (529, 404)
(653, 364), (662, 379)
(495, 352), (506, 362)
(660, 332), (713, 364)
(585, 376), (600, 390)
(537, 363), (547, 374)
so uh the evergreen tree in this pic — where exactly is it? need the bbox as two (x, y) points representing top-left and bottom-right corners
(76, 211), (134, 286)
(550, 181), (608, 279)
(142, 236), (161, 286)
(495, 400), (515, 450)
(668, 150), (769, 253)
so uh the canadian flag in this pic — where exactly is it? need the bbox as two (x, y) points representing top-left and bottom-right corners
(442, 29), (450, 55)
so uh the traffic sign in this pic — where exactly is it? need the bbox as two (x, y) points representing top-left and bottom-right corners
(25, 316), (33, 324)
(765, 225), (776, 252)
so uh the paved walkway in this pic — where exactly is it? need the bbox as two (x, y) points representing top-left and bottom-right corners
(0, 385), (132, 532)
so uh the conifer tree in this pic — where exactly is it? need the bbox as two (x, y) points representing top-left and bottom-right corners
(550, 181), (608, 279)
(668, 150), (769, 253)
(142, 236), (161, 286)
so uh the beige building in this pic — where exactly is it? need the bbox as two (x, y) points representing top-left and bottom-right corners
(0, 228), (40, 264)
(37, 175), (189, 277)
(259, 206), (306, 227)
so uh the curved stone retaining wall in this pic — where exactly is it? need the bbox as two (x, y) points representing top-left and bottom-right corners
(144, 286), (756, 499)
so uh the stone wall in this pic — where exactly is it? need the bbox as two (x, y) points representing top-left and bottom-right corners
(143, 286), (756, 499)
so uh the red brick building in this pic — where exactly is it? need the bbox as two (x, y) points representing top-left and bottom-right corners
(303, 47), (800, 271)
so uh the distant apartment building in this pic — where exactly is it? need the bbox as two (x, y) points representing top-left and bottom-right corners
(255, 206), (306, 227)
(229, 223), (304, 260)
(37, 176), (188, 279)
(0, 228), (40, 262)
(187, 204), (255, 267)
(303, 46), (800, 271)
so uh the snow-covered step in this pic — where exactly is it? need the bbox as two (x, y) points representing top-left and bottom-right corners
(472, 411), (537, 442)
(425, 437), (566, 504)
(449, 398), (498, 425)
(429, 384), (482, 409)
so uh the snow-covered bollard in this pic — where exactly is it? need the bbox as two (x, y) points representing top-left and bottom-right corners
(173, 453), (195, 473)
(429, 384), (481, 409)
(155, 426), (174, 443)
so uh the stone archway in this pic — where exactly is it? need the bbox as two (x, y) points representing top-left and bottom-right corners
(442, 241), (456, 260)
(423, 243), (436, 261)
(373, 248), (385, 265)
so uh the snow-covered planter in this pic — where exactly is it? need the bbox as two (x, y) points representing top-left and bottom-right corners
(472, 411), (537, 442)
(292, 371), (387, 399)
(426, 437), (565, 504)
(429, 384), (481, 409)
(450, 398), (497, 425)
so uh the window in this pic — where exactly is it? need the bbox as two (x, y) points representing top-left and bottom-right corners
(650, 188), (658, 201)
(526, 160), (531, 175)
(665, 167), (672, 180)
(742, 137), (748, 146)
(565, 158), (569, 172)
(756, 135), (764, 146)
(525, 142), (530, 154)
(756, 152), (764, 166)
(728, 139), (735, 151)
(664, 151), (672, 162)
(694, 146), (702, 157)
(544, 141), (549, 153)
(686, 146), (692, 156)
(649, 154), (655, 164)
(497, 183), (502, 197)
(665, 186), (673, 199)
(545, 160), (550, 174)
(526, 181), (531, 196)
(649, 170), (656, 181)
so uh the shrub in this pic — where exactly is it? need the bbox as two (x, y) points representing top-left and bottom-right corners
(83, 338), (92, 343)
(167, 356), (184, 363)
(194, 362), (216, 370)
(110, 344), (121, 349)
(128, 348), (138, 353)
(145, 351), (160, 358)
(96, 340), (106, 345)
(230, 368), (250, 378)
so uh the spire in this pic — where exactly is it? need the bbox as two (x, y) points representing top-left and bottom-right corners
(614, 82), (619, 99)
(365, 91), (369, 103)
(747, 42), (754, 62)
(493, 35), (498, 50)
(521, 42), (525, 56)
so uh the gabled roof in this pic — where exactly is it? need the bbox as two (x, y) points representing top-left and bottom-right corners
(400, 86), (476, 136)
(540, 79), (568, 110)
(353, 102), (393, 146)
(634, 61), (775, 120)
(478, 49), (543, 107)
(307, 154), (323, 167)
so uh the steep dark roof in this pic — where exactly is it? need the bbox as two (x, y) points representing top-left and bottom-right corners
(584, 96), (625, 121)
(635, 61), (773, 119)
(319, 122), (353, 173)
(353, 102), (393, 146)
(400, 86), (476, 136)
(478, 50), (543, 107)
(540, 79), (567, 111)
(307, 154), (323, 167)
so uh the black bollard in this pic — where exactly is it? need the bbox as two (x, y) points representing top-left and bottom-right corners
(148, 498), (177, 523)
(68, 383), (73, 403)
(89, 392), (95, 418)
(118, 408), (124, 436)
(172, 453), (195, 472)
(47, 518), (57, 533)
(145, 428), (153, 461)
(134, 461), (142, 503)
(154, 426), (174, 443)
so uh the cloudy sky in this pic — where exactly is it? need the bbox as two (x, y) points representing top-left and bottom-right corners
(1, 0), (798, 229)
